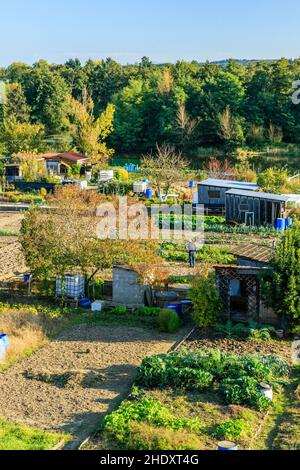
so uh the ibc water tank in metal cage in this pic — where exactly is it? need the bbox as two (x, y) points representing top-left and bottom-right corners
(56, 274), (85, 300)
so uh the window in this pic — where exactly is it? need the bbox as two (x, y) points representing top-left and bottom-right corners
(239, 204), (249, 211)
(208, 190), (221, 199)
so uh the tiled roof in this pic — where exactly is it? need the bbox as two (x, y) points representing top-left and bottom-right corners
(39, 152), (89, 162)
(230, 244), (274, 263)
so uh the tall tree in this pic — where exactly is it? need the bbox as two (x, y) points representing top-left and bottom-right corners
(5, 83), (30, 123)
(263, 224), (300, 328)
(68, 94), (115, 167)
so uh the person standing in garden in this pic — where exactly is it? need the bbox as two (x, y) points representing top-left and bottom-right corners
(186, 240), (197, 268)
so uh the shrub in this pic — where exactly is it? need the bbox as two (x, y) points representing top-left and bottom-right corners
(113, 306), (127, 315)
(40, 187), (47, 199)
(136, 307), (161, 317)
(190, 273), (222, 328)
(158, 309), (181, 333)
(116, 169), (129, 182)
(215, 419), (250, 441)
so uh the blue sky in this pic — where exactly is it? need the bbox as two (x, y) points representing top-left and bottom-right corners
(1, 0), (300, 66)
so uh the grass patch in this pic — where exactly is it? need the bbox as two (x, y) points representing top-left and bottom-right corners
(0, 419), (68, 450)
(0, 229), (19, 237)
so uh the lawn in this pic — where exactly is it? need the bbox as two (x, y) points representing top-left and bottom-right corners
(0, 420), (67, 450)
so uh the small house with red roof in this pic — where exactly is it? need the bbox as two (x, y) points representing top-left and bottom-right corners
(5, 152), (91, 182)
(40, 152), (90, 176)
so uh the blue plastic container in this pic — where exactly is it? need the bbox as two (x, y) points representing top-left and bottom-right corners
(146, 189), (153, 199)
(189, 181), (196, 189)
(79, 298), (91, 309)
(167, 303), (183, 317)
(276, 219), (286, 231)
(0, 340), (6, 362)
(23, 273), (31, 282)
(217, 441), (238, 451)
(0, 334), (9, 349)
(288, 218), (294, 228)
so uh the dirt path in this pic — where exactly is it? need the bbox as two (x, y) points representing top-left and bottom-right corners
(0, 324), (184, 449)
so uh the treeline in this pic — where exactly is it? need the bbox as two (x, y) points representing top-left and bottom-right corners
(1, 57), (300, 156)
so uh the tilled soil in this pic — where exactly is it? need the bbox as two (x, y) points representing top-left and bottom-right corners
(0, 324), (182, 448)
(0, 240), (27, 280)
(186, 328), (292, 362)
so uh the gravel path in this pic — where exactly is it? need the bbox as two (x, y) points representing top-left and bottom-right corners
(0, 324), (182, 448)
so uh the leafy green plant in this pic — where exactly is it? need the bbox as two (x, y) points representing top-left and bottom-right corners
(103, 398), (203, 445)
(215, 320), (274, 341)
(220, 376), (273, 412)
(136, 307), (162, 317)
(136, 348), (289, 411)
(113, 306), (127, 315)
(158, 309), (181, 333)
(215, 419), (250, 441)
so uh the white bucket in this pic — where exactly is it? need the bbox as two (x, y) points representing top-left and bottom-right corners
(260, 383), (273, 401)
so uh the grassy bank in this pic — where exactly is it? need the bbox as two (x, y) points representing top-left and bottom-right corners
(0, 420), (68, 450)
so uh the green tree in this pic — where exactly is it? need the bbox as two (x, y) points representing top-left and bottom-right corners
(190, 272), (222, 328)
(68, 94), (115, 167)
(5, 83), (30, 123)
(263, 224), (300, 328)
(0, 118), (45, 155)
(257, 167), (288, 194)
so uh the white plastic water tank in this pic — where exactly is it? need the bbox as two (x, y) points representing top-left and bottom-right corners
(133, 182), (147, 194)
(56, 274), (85, 300)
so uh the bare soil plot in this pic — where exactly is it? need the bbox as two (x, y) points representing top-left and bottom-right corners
(0, 324), (183, 448)
(0, 212), (24, 233)
(0, 239), (27, 280)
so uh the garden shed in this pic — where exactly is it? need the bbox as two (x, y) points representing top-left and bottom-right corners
(215, 265), (277, 325)
(112, 266), (150, 308)
(225, 190), (290, 226)
(197, 179), (258, 211)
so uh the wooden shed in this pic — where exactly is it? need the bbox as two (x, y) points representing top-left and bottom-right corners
(225, 190), (290, 226)
(215, 264), (278, 325)
(197, 179), (258, 212)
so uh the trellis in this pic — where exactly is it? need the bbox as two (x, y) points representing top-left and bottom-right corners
(216, 266), (260, 322)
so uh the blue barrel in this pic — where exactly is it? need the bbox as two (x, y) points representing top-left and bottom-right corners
(217, 441), (238, 451)
(79, 298), (91, 309)
(24, 273), (31, 282)
(0, 334), (9, 349)
(167, 303), (183, 317)
(288, 218), (294, 228)
(189, 181), (195, 189)
(276, 219), (286, 231)
(146, 189), (153, 199)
